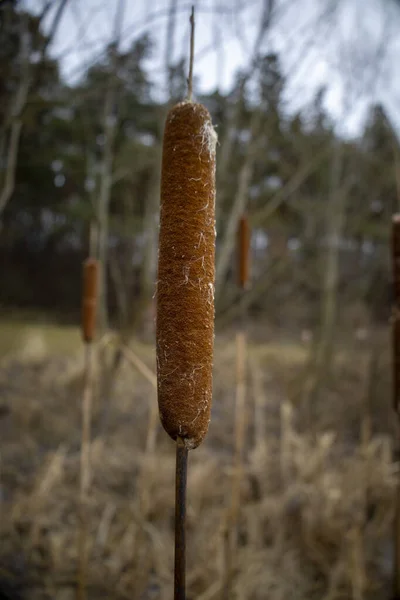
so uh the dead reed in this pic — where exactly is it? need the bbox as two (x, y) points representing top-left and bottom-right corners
(0, 332), (397, 599)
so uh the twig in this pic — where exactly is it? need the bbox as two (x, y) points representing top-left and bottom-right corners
(121, 344), (158, 453)
(122, 344), (157, 388)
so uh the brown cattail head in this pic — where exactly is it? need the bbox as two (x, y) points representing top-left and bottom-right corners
(156, 101), (217, 449)
(392, 214), (400, 411)
(82, 258), (99, 343)
(238, 215), (250, 289)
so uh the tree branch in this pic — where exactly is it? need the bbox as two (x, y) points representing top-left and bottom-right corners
(250, 146), (331, 226)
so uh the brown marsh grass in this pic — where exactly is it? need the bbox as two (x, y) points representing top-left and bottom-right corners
(0, 325), (396, 600)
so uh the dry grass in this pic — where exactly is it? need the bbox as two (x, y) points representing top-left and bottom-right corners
(0, 316), (80, 359)
(0, 324), (396, 599)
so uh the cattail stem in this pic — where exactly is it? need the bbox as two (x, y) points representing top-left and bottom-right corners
(221, 515), (233, 600)
(360, 348), (376, 535)
(187, 6), (195, 102)
(174, 439), (188, 600)
(234, 331), (247, 495)
(251, 358), (266, 453)
(222, 215), (251, 598)
(225, 331), (247, 594)
(392, 214), (400, 600)
(77, 342), (93, 600)
(394, 420), (400, 600)
(233, 217), (250, 511)
(77, 258), (98, 600)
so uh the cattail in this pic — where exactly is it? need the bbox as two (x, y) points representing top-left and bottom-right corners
(156, 100), (217, 450)
(238, 215), (250, 290)
(82, 258), (99, 343)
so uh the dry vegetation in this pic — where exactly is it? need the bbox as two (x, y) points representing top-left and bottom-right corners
(0, 322), (395, 599)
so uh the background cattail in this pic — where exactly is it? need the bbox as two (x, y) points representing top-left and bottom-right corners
(82, 258), (99, 344)
(156, 100), (217, 450)
(238, 215), (250, 290)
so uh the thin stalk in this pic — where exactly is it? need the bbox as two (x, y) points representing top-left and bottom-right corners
(392, 214), (400, 600)
(175, 439), (188, 600)
(360, 348), (376, 533)
(233, 330), (247, 509)
(394, 419), (400, 600)
(221, 331), (247, 600)
(187, 6), (195, 102)
(222, 216), (250, 599)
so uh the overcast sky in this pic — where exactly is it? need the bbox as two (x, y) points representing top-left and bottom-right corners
(23, 0), (400, 138)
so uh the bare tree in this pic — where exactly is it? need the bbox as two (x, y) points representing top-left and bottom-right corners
(302, 144), (352, 430)
(96, 0), (125, 334)
(0, 0), (69, 220)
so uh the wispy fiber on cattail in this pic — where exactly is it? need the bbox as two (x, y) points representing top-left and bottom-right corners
(238, 215), (250, 290)
(156, 101), (217, 450)
(82, 258), (99, 343)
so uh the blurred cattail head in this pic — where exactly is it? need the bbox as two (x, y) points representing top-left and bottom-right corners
(82, 258), (99, 344)
(156, 101), (217, 450)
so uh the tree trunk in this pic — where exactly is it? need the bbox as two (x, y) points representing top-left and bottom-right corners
(96, 0), (125, 334)
(0, 15), (29, 219)
(303, 145), (350, 429)
(315, 147), (347, 372)
(96, 87), (116, 334)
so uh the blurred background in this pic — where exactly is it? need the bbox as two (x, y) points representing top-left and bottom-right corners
(1, 1), (400, 599)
